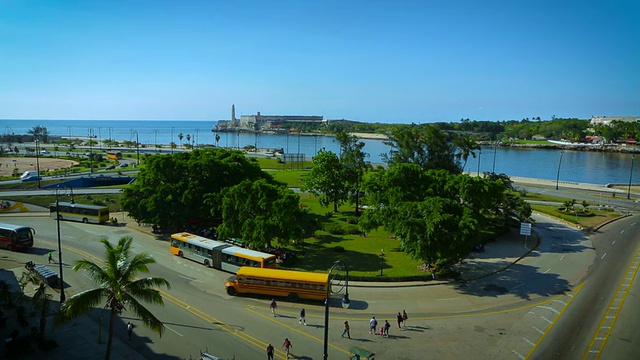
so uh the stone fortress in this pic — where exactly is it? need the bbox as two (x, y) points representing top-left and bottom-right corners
(212, 105), (325, 133)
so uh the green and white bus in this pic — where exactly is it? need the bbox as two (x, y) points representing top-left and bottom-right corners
(49, 201), (110, 224)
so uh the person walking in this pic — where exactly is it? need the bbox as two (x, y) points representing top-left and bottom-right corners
(48, 251), (53, 264)
(269, 299), (277, 317)
(402, 310), (408, 327)
(342, 320), (351, 339)
(282, 338), (292, 358)
(299, 308), (306, 325)
(397, 312), (404, 329)
(127, 322), (133, 340)
(383, 320), (391, 337)
(266, 343), (274, 360)
(369, 316), (378, 334)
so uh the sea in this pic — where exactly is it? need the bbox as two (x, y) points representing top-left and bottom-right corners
(0, 119), (637, 186)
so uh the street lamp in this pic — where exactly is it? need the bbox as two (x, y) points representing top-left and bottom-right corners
(477, 149), (482, 177)
(34, 137), (41, 189)
(556, 151), (564, 190)
(55, 184), (74, 305)
(323, 260), (350, 360)
(379, 249), (385, 276)
(491, 141), (498, 174)
(627, 154), (635, 200)
(131, 130), (140, 165)
(88, 128), (94, 174)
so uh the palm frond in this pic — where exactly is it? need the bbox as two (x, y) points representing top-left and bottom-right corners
(58, 288), (109, 323)
(125, 297), (166, 336)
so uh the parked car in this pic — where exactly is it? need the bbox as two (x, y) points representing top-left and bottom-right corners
(118, 163), (128, 168)
(105, 165), (116, 170)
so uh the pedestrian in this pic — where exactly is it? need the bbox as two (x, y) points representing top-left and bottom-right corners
(270, 299), (277, 317)
(369, 316), (378, 334)
(48, 251), (53, 264)
(282, 337), (292, 358)
(342, 320), (351, 339)
(383, 320), (391, 337)
(299, 308), (306, 325)
(397, 312), (403, 329)
(402, 310), (408, 327)
(266, 343), (274, 360)
(127, 322), (133, 340)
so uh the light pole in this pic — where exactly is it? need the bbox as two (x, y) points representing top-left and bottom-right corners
(88, 128), (94, 174)
(131, 130), (140, 165)
(34, 137), (41, 189)
(171, 127), (175, 154)
(379, 249), (385, 276)
(323, 260), (350, 360)
(492, 141), (497, 174)
(556, 151), (564, 190)
(55, 184), (74, 306)
(627, 154), (635, 199)
(477, 149), (482, 177)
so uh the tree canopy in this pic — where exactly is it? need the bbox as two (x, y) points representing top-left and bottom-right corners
(122, 148), (270, 230)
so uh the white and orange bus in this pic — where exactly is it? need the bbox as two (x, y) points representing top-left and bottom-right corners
(170, 232), (277, 273)
(225, 267), (328, 301)
(0, 223), (35, 251)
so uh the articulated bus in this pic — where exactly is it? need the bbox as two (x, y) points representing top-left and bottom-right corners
(49, 202), (110, 224)
(170, 232), (277, 273)
(0, 223), (35, 251)
(225, 267), (329, 301)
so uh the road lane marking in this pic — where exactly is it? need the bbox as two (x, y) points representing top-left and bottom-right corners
(165, 324), (183, 337)
(582, 245), (640, 360)
(601, 253), (607, 259)
(525, 282), (585, 359)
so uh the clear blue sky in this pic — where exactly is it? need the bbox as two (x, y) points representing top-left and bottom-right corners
(1, 0), (638, 123)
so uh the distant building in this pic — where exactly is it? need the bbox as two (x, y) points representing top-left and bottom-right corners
(590, 116), (640, 126)
(213, 105), (324, 132)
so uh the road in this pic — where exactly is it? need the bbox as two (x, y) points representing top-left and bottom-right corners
(1, 180), (639, 359)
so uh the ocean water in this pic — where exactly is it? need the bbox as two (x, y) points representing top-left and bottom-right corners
(0, 119), (637, 185)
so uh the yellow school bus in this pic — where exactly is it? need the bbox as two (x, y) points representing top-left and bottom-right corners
(225, 267), (329, 301)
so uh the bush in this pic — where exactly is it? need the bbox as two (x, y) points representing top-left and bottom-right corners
(324, 224), (346, 235)
(345, 216), (359, 225)
(333, 246), (345, 253)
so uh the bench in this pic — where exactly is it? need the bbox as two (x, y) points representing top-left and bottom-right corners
(32, 265), (58, 287)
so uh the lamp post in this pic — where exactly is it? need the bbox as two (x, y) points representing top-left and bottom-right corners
(477, 149), (482, 177)
(131, 130), (140, 165)
(556, 151), (564, 190)
(88, 128), (94, 174)
(171, 127), (175, 154)
(34, 137), (41, 189)
(55, 184), (74, 305)
(323, 260), (350, 360)
(627, 154), (635, 199)
(379, 249), (385, 276)
(492, 141), (498, 174)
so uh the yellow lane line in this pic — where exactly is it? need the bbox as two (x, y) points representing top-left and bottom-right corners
(524, 282), (585, 359)
(582, 244), (640, 360)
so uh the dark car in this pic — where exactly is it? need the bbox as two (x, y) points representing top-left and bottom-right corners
(105, 165), (116, 170)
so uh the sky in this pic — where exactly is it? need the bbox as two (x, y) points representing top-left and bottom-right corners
(0, 0), (638, 123)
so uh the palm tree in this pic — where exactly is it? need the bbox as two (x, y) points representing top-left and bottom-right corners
(455, 135), (481, 172)
(215, 133), (220, 147)
(58, 237), (170, 360)
(178, 133), (183, 148)
(186, 134), (191, 149)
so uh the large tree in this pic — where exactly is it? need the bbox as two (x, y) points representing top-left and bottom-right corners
(360, 164), (517, 265)
(302, 149), (347, 212)
(122, 148), (270, 230)
(57, 237), (170, 360)
(214, 179), (305, 248)
(335, 131), (370, 215)
(383, 124), (461, 173)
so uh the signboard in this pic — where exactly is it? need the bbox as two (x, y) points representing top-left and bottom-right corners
(520, 222), (532, 236)
(280, 153), (305, 163)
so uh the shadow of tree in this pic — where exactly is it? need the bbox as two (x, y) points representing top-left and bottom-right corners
(452, 262), (570, 300)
